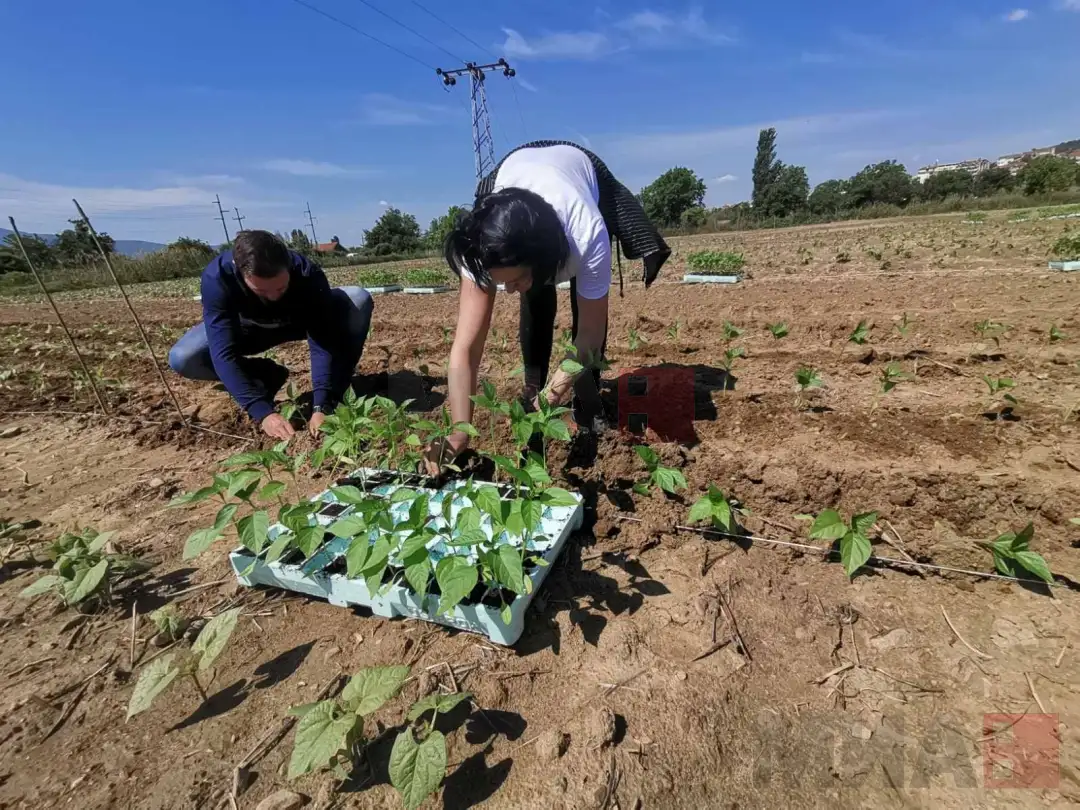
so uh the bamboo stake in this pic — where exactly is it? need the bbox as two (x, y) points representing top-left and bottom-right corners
(71, 199), (188, 427)
(7, 217), (108, 414)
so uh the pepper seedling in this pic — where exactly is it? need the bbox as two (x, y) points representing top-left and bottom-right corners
(719, 346), (746, 374)
(794, 366), (823, 408)
(848, 320), (872, 345)
(722, 321), (743, 341)
(983, 375), (1018, 413)
(627, 327), (647, 352)
(1050, 325), (1066, 343)
(807, 509), (879, 578)
(688, 486), (742, 534)
(974, 319), (1009, 348)
(894, 312), (915, 337)
(470, 379), (510, 445)
(632, 445), (687, 496)
(976, 523), (1053, 584)
(880, 362), (912, 393)
(767, 322), (789, 339)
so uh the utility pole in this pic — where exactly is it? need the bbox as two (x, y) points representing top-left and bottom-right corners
(436, 59), (516, 180)
(304, 202), (318, 246)
(233, 207), (247, 232)
(214, 194), (231, 243)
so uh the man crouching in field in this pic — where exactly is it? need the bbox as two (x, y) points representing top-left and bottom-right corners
(168, 230), (374, 440)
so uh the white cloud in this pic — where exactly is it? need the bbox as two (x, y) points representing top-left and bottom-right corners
(0, 172), (213, 217)
(713, 174), (737, 184)
(259, 159), (378, 178)
(1005, 9), (1029, 21)
(516, 78), (539, 93)
(361, 93), (452, 126)
(378, 200), (390, 207)
(1058, 0), (1080, 10)
(617, 8), (735, 45)
(500, 27), (611, 60)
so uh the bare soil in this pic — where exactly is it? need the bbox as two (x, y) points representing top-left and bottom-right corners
(1, 213), (1079, 809)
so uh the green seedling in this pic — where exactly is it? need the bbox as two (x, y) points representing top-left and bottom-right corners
(632, 445), (687, 496)
(666, 320), (683, 342)
(403, 267), (449, 287)
(983, 375), (1018, 410)
(1050, 325), (1066, 343)
(848, 320), (872, 345)
(894, 312), (915, 337)
(688, 486), (741, 534)
(808, 509), (878, 578)
(284, 664), (470, 809)
(974, 319), (1009, 348)
(150, 606), (188, 643)
(357, 268), (399, 288)
(835, 251), (851, 264)
(627, 327), (647, 352)
(441, 325), (452, 345)
(976, 523), (1053, 584)
(722, 321), (743, 341)
(794, 366), (822, 408)
(470, 379), (511, 445)
(279, 382), (306, 427)
(767, 322), (789, 339)
(20, 528), (150, 611)
(719, 346), (746, 374)
(556, 328), (574, 356)
(686, 250), (745, 275)
(880, 362), (912, 393)
(126, 608), (241, 719)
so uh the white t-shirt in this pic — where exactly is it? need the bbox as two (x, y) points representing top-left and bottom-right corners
(478, 145), (611, 300)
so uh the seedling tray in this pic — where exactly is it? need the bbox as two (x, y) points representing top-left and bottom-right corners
(1049, 261), (1080, 272)
(361, 284), (402, 294)
(229, 468), (583, 646)
(682, 274), (742, 284)
(556, 281), (571, 290)
(402, 285), (452, 294)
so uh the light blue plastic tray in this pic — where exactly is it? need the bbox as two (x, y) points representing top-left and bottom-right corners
(683, 273), (742, 284)
(229, 469), (583, 646)
(1049, 261), (1080, 272)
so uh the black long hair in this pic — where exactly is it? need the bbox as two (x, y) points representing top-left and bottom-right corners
(444, 187), (569, 289)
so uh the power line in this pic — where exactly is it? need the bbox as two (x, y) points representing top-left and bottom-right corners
(214, 195), (231, 243)
(305, 202), (319, 245)
(233, 207), (247, 231)
(287, 0), (434, 70)
(351, 0), (464, 62)
(409, 0), (496, 58)
(510, 79), (530, 142)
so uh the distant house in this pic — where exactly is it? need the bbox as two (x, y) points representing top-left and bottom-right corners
(996, 153), (1025, 169)
(315, 236), (347, 254)
(913, 158), (991, 184)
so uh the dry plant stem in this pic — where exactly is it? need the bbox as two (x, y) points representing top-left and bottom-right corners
(8, 217), (109, 414)
(129, 602), (138, 668)
(718, 589), (751, 661)
(1056, 641), (1068, 668)
(940, 607), (993, 660)
(1025, 672), (1047, 713)
(72, 199), (188, 427)
(7, 656), (56, 678)
(190, 673), (209, 703)
(814, 663), (854, 685)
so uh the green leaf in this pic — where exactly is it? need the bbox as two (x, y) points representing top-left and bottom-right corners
(503, 500), (527, 537)
(632, 481), (651, 497)
(183, 527), (224, 560)
(524, 453), (551, 486)
(1013, 551), (1053, 584)
(295, 526), (325, 559)
(288, 701), (322, 718)
(265, 533), (293, 564)
(809, 510), (848, 542)
(401, 530), (432, 561)
(840, 531), (872, 578)
(258, 481), (286, 502)
(633, 445), (659, 470)
(560, 358), (585, 375)
(404, 556), (432, 600)
(653, 467), (687, 494)
(454, 421), (480, 438)
(237, 511), (270, 554)
(473, 486), (502, 519)
(126, 653), (180, 720)
(327, 515), (367, 538)
(341, 665), (411, 715)
(213, 503), (239, 531)
(521, 499), (544, 533)
(363, 537), (392, 594)
(20, 574), (62, 599)
(408, 494), (430, 529)
(406, 692), (473, 722)
(848, 320), (871, 345)
(688, 495), (714, 525)
(287, 700), (356, 779)
(345, 536), (371, 578)
(221, 451), (266, 469)
(225, 470), (263, 500)
(191, 607), (241, 673)
(456, 506), (482, 534)
(543, 419), (572, 442)
(447, 528), (487, 548)
(1013, 522), (1035, 551)
(330, 485), (367, 505)
(539, 487), (578, 507)
(851, 512), (879, 539)
(435, 556), (478, 616)
(511, 419), (534, 447)
(389, 729), (447, 810)
(492, 545), (526, 594)
(86, 530), (115, 554)
(169, 484), (223, 507)
(391, 488), (418, 504)
(67, 558), (109, 604)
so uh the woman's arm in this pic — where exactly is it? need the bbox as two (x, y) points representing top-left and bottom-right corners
(425, 275), (494, 474)
(545, 292), (608, 404)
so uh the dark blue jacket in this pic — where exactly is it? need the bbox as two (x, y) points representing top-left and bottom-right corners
(200, 250), (340, 421)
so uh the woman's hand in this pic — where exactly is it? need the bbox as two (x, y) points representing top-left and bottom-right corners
(422, 431), (470, 478)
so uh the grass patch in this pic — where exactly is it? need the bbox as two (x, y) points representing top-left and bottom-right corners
(1051, 232), (1080, 260)
(685, 250), (746, 275)
(403, 267), (450, 287)
(356, 267), (400, 287)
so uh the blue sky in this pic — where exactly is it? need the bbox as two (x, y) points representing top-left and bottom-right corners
(2, 0), (1079, 245)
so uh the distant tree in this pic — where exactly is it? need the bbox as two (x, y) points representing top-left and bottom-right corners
(680, 206), (708, 229)
(973, 166), (1016, 196)
(0, 232), (54, 273)
(53, 219), (114, 266)
(761, 164), (809, 218)
(920, 169), (975, 201)
(1018, 155), (1078, 195)
(363, 208), (422, 255)
(166, 237), (215, 262)
(640, 168), (707, 227)
(846, 161), (914, 208)
(808, 179), (849, 215)
(288, 229), (314, 256)
(751, 128), (780, 211)
(424, 205), (468, 251)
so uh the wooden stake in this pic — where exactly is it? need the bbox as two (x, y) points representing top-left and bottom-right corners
(7, 217), (108, 414)
(941, 607), (993, 660)
(71, 200), (188, 427)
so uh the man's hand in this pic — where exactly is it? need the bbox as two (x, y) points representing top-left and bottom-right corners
(309, 410), (326, 437)
(261, 412), (295, 441)
(422, 432), (469, 478)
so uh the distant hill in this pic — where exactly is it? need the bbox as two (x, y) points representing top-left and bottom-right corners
(0, 228), (165, 258)
(1054, 139), (1080, 153)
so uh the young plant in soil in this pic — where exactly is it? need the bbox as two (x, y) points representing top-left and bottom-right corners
(880, 362), (912, 393)
(20, 528), (151, 610)
(403, 267), (449, 287)
(632, 445), (687, 496)
(807, 509), (878, 578)
(666, 319), (683, 343)
(127, 608), (242, 718)
(767, 322), (790, 339)
(848, 320), (872, 346)
(279, 382), (307, 428)
(722, 321), (743, 341)
(894, 312), (915, 338)
(688, 486), (742, 535)
(285, 664), (472, 809)
(718, 347), (746, 375)
(974, 319), (1009, 348)
(976, 523), (1053, 584)
(627, 327), (647, 352)
(150, 605), (189, 644)
(470, 379), (511, 446)
(410, 406), (479, 475)
(1050, 325), (1066, 343)
(794, 366), (823, 408)
(983, 375), (1018, 414)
